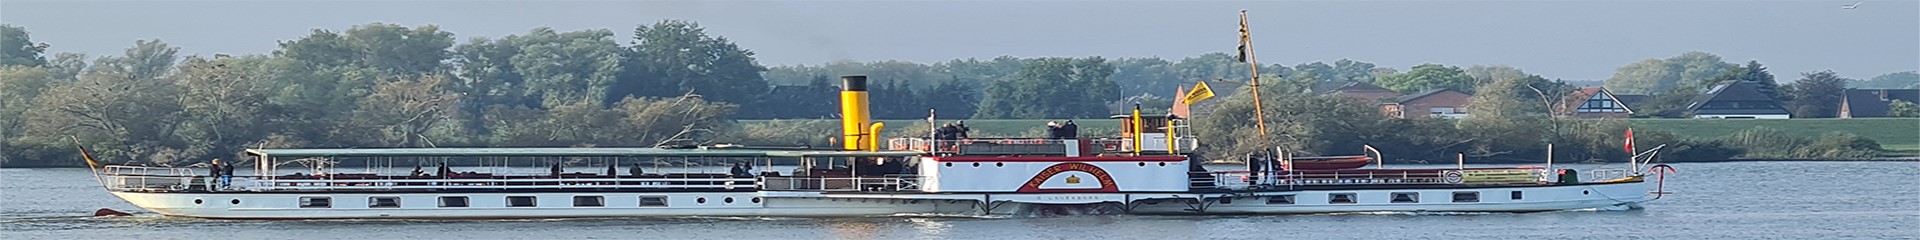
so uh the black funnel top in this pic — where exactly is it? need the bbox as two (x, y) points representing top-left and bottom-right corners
(842, 75), (868, 91)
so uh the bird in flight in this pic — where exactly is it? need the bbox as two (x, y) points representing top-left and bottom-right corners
(1842, 2), (1861, 9)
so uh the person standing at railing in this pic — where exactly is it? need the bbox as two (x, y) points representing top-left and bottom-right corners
(629, 163), (644, 176)
(218, 160), (234, 189)
(1062, 120), (1079, 139)
(954, 121), (970, 139)
(206, 159), (223, 191)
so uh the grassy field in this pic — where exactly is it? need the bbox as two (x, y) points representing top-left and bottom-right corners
(755, 118), (1919, 154)
(1628, 118), (1920, 154)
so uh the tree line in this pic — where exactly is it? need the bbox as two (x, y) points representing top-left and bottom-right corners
(1, 21), (1911, 167)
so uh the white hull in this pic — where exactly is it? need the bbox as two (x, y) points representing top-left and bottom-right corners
(110, 191), (981, 219)
(108, 181), (1647, 219)
(1130, 181), (1649, 214)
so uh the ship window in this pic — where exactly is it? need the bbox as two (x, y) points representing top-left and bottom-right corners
(1266, 195), (1295, 205)
(1219, 197), (1232, 204)
(439, 196), (469, 208)
(639, 196), (669, 207)
(368, 197), (400, 208)
(1391, 192), (1419, 203)
(1510, 191), (1524, 200)
(507, 196), (537, 207)
(1452, 191), (1479, 203)
(299, 197), (331, 208)
(573, 196), (605, 207)
(1329, 193), (1356, 204)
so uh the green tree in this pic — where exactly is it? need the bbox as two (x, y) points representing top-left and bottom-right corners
(16, 40), (197, 165)
(0, 24), (48, 67)
(1890, 100), (1920, 117)
(275, 23), (454, 75)
(0, 66), (55, 165)
(974, 57), (1118, 119)
(168, 56), (274, 159)
(1375, 64), (1475, 93)
(1731, 61), (1784, 102)
(1603, 51), (1736, 94)
(622, 20), (769, 105)
(94, 39), (180, 80)
(1855, 71), (1919, 89)
(333, 75), (463, 147)
(1602, 59), (1676, 95)
(1783, 70), (1850, 118)
(45, 52), (87, 80)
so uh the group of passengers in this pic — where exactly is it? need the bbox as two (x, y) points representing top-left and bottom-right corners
(1044, 120), (1080, 139)
(205, 159), (235, 191)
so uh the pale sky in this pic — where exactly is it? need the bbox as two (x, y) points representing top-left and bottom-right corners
(3, 0), (1915, 81)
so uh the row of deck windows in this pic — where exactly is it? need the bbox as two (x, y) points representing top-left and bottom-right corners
(1257, 191), (1524, 205)
(298, 195), (673, 208)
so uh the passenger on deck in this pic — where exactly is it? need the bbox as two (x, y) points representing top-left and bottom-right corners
(206, 159), (223, 191)
(218, 160), (234, 188)
(729, 163), (749, 177)
(1062, 120), (1079, 139)
(954, 121), (970, 139)
(605, 164), (617, 176)
(1045, 121), (1062, 139)
(629, 163), (644, 176)
(437, 163), (452, 178)
(411, 166), (425, 177)
(550, 162), (563, 177)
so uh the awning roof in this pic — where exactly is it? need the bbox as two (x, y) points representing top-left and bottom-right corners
(244, 147), (927, 158)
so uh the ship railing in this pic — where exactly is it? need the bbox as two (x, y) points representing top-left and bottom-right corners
(1202, 168), (1550, 188)
(238, 176), (758, 191)
(103, 165), (198, 177)
(759, 175), (922, 192)
(101, 166), (200, 192)
(103, 174), (198, 192)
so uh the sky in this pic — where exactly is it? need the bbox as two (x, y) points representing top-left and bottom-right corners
(3, 0), (1915, 81)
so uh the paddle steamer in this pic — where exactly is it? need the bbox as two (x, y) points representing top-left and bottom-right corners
(88, 75), (1670, 219)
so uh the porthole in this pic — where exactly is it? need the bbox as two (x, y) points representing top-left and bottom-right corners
(972, 162), (980, 167)
(1158, 162), (1167, 167)
(193, 199), (203, 205)
(697, 197), (708, 204)
(945, 162), (953, 167)
(1582, 190), (1591, 195)
(724, 197), (735, 204)
(995, 162), (1004, 167)
(1138, 162), (1146, 167)
(230, 199), (241, 205)
(751, 197), (762, 203)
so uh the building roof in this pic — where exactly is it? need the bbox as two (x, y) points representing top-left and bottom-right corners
(1685, 81), (1790, 115)
(1613, 94), (1649, 106)
(1558, 87), (1634, 114)
(245, 147), (926, 158)
(1843, 89), (1920, 117)
(1394, 88), (1467, 104)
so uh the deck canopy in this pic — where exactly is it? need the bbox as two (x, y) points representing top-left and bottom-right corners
(244, 147), (927, 158)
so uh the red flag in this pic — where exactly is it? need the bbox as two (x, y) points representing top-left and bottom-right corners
(1624, 128), (1635, 154)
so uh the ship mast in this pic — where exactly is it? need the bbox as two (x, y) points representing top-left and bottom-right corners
(1240, 10), (1270, 148)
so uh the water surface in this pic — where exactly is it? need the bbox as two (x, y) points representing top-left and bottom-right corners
(3, 162), (1915, 239)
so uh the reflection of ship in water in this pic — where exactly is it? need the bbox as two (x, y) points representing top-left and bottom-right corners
(86, 75), (1665, 219)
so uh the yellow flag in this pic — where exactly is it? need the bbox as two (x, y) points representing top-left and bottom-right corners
(1182, 82), (1216, 105)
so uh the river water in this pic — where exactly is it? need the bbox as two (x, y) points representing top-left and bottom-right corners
(2, 162), (1915, 239)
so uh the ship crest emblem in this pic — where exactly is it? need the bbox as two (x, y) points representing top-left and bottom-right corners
(1065, 175), (1082, 184)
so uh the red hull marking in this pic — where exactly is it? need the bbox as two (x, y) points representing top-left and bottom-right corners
(1016, 162), (1120, 193)
(930, 156), (1186, 162)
